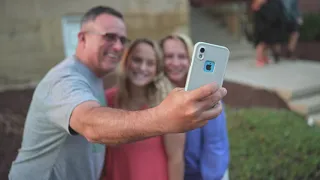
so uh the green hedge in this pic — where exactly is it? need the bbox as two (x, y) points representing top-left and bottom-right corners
(226, 107), (320, 179)
(299, 13), (320, 42)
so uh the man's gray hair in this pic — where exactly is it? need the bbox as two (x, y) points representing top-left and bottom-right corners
(80, 6), (123, 27)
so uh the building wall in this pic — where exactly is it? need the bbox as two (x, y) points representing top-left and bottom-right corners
(0, 0), (189, 87)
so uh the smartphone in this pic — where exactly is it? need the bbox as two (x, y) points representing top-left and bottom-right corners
(184, 42), (230, 91)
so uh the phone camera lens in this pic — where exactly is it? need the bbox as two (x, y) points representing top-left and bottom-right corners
(199, 54), (203, 58)
(200, 48), (205, 53)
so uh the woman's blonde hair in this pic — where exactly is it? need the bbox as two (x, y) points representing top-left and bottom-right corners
(156, 33), (194, 93)
(115, 38), (164, 108)
(159, 33), (194, 61)
(151, 33), (195, 100)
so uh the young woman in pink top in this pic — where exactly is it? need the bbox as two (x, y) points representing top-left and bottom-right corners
(101, 38), (185, 180)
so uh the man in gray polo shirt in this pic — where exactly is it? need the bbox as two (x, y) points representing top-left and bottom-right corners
(8, 6), (227, 180)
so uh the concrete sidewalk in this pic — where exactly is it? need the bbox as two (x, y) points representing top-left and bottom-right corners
(224, 58), (320, 126)
(225, 59), (320, 93)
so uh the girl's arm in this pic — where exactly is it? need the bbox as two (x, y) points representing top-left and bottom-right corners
(158, 76), (186, 180)
(164, 133), (186, 180)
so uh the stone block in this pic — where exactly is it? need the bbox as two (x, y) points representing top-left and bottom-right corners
(0, 18), (41, 34)
(124, 14), (146, 30)
(0, 19), (44, 55)
(4, 0), (37, 18)
(39, 18), (65, 53)
(33, 0), (124, 18)
(0, 1), (5, 17)
(125, 0), (146, 14)
(1, 51), (64, 85)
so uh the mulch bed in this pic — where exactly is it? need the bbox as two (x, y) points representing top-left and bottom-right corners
(0, 81), (289, 179)
(0, 89), (34, 180)
(223, 81), (289, 109)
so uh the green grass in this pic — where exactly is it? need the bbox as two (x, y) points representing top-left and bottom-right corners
(226, 107), (320, 180)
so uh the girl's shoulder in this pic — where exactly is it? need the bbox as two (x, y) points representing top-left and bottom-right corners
(155, 74), (175, 95)
(153, 74), (175, 106)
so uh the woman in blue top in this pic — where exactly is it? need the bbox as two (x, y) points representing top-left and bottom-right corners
(159, 33), (230, 180)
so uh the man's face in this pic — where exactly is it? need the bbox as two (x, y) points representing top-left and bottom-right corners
(80, 14), (128, 76)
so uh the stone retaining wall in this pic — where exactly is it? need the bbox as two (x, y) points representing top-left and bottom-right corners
(0, 0), (189, 88)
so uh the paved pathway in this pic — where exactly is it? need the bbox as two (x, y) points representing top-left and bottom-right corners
(225, 58), (320, 126)
(189, 5), (320, 126)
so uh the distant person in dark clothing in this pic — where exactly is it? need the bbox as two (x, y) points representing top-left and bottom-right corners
(282, 0), (303, 59)
(252, 0), (287, 67)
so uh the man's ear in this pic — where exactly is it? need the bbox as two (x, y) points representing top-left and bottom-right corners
(78, 32), (85, 43)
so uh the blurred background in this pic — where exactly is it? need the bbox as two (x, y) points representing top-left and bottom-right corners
(1, 0), (320, 179)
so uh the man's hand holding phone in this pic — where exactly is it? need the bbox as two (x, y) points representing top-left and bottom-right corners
(155, 82), (227, 133)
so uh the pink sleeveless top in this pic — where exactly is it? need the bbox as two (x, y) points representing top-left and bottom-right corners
(103, 88), (168, 180)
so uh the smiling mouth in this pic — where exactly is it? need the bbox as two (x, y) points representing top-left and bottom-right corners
(105, 52), (118, 59)
(169, 70), (184, 75)
(104, 53), (120, 63)
(133, 72), (149, 79)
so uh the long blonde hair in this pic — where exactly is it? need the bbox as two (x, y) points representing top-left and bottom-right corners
(159, 33), (194, 63)
(115, 38), (164, 108)
(158, 33), (194, 90)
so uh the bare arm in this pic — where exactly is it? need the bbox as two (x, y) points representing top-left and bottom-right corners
(50, 72), (226, 146)
(70, 101), (164, 145)
(292, 0), (301, 20)
(164, 133), (186, 180)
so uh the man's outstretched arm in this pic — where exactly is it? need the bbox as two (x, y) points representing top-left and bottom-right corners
(70, 101), (165, 145)
(51, 76), (226, 145)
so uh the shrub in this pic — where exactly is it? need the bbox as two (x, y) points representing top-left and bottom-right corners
(299, 13), (320, 42)
(226, 107), (320, 179)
